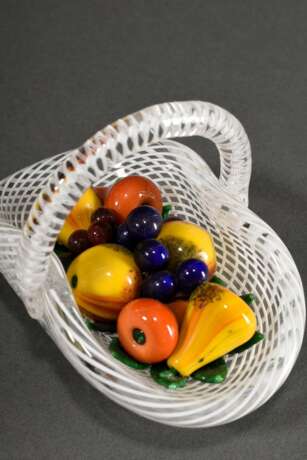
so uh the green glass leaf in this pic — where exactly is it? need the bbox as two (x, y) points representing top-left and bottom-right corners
(240, 293), (255, 306)
(162, 204), (172, 220)
(230, 331), (265, 355)
(192, 357), (228, 384)
(109, 338), (149, 370)
(210, 275), (227, 287)
(86, 318), (117, 333)
(150, 362), (189, 389)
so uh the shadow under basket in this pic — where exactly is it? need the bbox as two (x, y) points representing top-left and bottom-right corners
(0, 101), (305, 428)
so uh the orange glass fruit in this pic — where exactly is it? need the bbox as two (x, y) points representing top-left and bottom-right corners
(117, 298), (178, 363)
(167, 299), (189, 326)
(104, 176), (163, 223)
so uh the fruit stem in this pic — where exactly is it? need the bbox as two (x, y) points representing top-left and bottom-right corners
(132, 328), (146, 345)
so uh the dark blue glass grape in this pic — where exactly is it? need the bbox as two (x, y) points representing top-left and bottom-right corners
(126, 205), (162, 241)
(135, 239), (169, 272)
(116, 223), (135, 249)
(176, 259), (208, 293)
(141, 271), (176, 302)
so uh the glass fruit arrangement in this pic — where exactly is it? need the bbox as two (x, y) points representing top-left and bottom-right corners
(55, 176), (264, 389)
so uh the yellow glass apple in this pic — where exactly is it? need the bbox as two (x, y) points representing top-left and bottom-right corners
(58, 188), (102, 246)
(158, 220), (217, 277)
(67, 244), (141, 320)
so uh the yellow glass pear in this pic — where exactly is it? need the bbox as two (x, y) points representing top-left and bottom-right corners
(167, 283), (257, 376)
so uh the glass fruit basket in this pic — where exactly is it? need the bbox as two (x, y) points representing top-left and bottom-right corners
(0, 101), (305, 428)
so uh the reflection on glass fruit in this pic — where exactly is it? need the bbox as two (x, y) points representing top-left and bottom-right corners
(158, 220), (216, 277)
(116, 222), (135, 249)
(88, 223), (113, 245)
(58, 188), (102, 246)
(91, 207), (117, 228)
(134, 239), (169, 272)
(127, 205), (162, 241)
(67, 244), (141, 320)
(104, 175), (163, 223)
(168, 283), (257, 376)
(141, 270), (176, 302)
(176, 258), (208, 293)
(68, 229), (91, 255)
(117, 298), (178, 363)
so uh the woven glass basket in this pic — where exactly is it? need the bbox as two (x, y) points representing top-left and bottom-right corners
(0, 101), (305, 428)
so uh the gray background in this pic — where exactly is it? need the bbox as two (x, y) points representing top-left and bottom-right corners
(0, 1), (306, 459)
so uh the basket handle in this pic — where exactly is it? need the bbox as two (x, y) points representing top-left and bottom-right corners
(17, 101), (251, 319)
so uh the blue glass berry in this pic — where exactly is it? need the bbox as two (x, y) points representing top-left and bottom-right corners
(141, 271), (176, 302)
(135, 239), (169, 272)
(126, 205), (162, 241)
(116, 223), (135, 249)
(177, 259), (208, 293)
